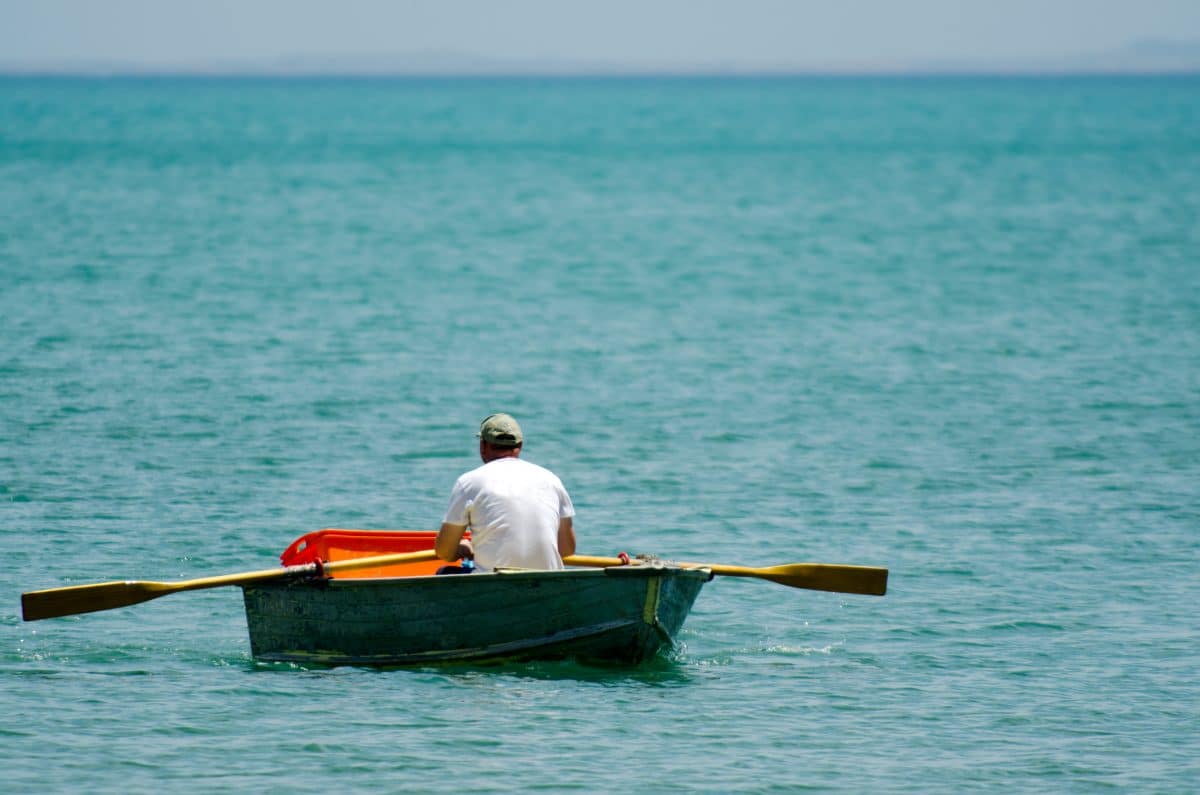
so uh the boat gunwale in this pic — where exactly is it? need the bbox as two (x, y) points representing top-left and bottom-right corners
(266, 562), (714, 590)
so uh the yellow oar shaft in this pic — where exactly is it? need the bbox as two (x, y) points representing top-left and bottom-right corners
(21, 549), (441, 621)
(23, 546), (888, 622)
(563, 555), (888, 596)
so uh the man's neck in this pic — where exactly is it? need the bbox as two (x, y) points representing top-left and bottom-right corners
(480, 445), (522, 464)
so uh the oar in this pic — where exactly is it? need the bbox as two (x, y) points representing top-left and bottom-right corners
(563, 555), (888, 596)
(21, 549), (440, 621)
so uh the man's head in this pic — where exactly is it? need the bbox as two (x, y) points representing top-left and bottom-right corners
(477, 413), (523, 461)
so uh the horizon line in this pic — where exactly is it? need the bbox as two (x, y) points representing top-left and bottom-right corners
(4, 67), (1200, 79)
(4, 44), (1200, 80)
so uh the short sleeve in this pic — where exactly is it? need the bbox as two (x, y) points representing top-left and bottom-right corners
(556, 478), (575, 519)
(443, 476), (472, 526)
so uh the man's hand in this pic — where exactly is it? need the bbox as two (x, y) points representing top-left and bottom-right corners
(456, 538), (475, 561)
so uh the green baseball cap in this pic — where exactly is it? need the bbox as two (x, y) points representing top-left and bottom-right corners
(477, 413), (523, 447)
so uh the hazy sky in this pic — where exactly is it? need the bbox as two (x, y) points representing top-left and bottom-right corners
(2, 0), (1199, 72)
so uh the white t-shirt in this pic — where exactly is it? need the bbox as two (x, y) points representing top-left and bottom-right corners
(442, 457), (575, 572)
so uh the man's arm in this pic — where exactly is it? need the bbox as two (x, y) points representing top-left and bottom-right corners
(557, 516), (576, 559)
(436, 522), (473, 562)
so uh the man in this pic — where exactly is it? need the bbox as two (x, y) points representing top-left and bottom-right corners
(435, 413), (576, 572)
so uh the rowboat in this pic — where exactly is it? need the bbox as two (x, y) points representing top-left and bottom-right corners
(20, 529), (886, 666)
(241, 529), (712, 666)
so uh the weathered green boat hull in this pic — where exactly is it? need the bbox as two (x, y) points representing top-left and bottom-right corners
(242, 564), (711, 666)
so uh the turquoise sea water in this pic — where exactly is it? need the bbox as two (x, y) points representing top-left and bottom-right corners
(2, 76), (1198, 792)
